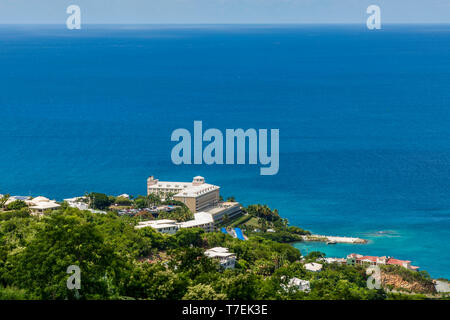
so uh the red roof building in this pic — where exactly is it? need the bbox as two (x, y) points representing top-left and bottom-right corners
(347, 254), (419, 271)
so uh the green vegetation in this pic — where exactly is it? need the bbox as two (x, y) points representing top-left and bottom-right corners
(6, 200), (28, 211)
(0, 201), (445, 300)
(379, 264), (436, 295)
(87, 192), (112, 210)
(381, 265), (431, 284)
(158, 205), (193, 222)
(0, 194), (11, 210)
(0, 286), (27, 300)
(229, 214), (252, 227)
(229, 204), (311, 243)
(114, 196), (133, 206)
(246, 204), (283, 222)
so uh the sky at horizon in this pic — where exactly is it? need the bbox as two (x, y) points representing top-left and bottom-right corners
(0, 0), (449, 24)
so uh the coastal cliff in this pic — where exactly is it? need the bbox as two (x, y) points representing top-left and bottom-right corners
(381, 271), (437, 294)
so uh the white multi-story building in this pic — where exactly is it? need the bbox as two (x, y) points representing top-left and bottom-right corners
(135, 219), (179, 234)
(204, 201), (242, 225)
(178, 212), (215, 233)
(136, 212), (215, 234)
(147, 176), (220, 213)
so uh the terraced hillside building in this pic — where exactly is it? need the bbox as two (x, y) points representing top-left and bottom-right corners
(147, 175), (220, 213)
(204, 201), (242, 224)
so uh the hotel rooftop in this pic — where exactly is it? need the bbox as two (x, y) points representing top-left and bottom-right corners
(147, 175), (220, 213)
(147, 176), (219, 197)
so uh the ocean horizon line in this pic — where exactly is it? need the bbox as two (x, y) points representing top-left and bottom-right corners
(0, 22), (449, 26)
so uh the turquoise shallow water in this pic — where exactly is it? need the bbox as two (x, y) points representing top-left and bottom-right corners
(0, 24), (449, 278)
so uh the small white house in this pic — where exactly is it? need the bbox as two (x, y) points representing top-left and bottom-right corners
(281, 277), (310, 293)
(304, 262), (323, 272)
(29, 197), (60, 215)
(320, 257), (346, 264)
(64, 197), (89, 210)
(205, 247), (236, 269)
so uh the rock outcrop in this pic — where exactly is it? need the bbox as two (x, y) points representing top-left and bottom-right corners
(381, 272), (436, 294)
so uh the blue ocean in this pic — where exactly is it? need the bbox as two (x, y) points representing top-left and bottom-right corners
(1, 24), (449, 278)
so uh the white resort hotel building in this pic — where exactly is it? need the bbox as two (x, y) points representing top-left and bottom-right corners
(146, 175), (242, 227)
(147, 175), (220, 213)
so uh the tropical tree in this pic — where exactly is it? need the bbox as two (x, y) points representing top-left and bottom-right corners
(174, 228), (205, 248)
(216, 272), (262, 300)
(115, 196), (132, 206)
(124, 262), (189, 300)
(5, 212), (125, 299)
(165, 192), (176, 201)
(146, 193), (161, 207)
(246, 204), (281, 222)
(6, 200), (27, 211)
(0, 194), (10, 210)
(182, 284), (226, 300)
(133, 196), (147, 209)
(88, 192), (111, 210)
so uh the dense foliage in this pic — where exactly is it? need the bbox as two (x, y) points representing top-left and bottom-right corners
(245, 204), (282, 222)
(87, 192), (112, 210)
(6, 200), (28, 211)
(234, 204), (311, 242)
(0, 206), (443, 300)
(158, 206), (194, 222)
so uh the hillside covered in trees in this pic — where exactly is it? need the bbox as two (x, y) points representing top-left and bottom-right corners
(0, 206), (446, 300)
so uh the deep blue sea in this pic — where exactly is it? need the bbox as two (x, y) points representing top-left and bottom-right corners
(1, 24), (449, 279)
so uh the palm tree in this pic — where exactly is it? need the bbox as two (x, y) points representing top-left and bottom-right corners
(0, 194), (10, 210)
(166, 192), (175, 201)
(84, 192), (92, 208)
(259, 218), (268, 232)
(146, 193), (161, 207)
